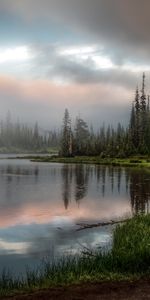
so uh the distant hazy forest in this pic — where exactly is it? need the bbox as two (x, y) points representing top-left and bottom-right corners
(0, 112), (60, 153)
(0, 73), (150, 155)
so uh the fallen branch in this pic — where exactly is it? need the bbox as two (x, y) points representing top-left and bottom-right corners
(76, 218), (130, 231)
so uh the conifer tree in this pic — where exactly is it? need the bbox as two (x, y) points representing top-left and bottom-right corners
(139, 73), (147, 153)
(60, 108), (72, 157)
(74, 116), (90, 155)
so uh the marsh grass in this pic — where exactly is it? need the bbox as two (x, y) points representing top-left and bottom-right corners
(0, 214), (149, 296)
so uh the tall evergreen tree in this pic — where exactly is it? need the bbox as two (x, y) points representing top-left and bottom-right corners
(74, 116), (90, 155)
(139, 73), (148, 153)
(134, 86), (140, 149)
(129, 73), (150, 155)
(60, 108), (72, 157)
(130, 87), (140, 150)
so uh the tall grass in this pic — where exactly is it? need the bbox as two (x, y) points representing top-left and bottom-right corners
(0, 214), (149, 296)
(112, 214), (150, 273)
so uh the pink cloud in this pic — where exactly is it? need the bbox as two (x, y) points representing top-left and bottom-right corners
(0, 75), (131, 127)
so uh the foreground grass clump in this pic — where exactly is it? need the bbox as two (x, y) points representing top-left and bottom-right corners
(0, 215), (149, 296)
(111, 214), (150, 273)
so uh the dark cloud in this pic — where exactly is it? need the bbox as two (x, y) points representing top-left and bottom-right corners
(1, 1), (150, 84)
(30, 44), (142, 90)
(1, 0), (150, 63)
(0, 1), (149, 127)
(50, 59), (139, 89)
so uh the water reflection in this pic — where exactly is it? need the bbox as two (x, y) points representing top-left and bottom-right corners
(61, 165), (72, 209)
(60, 165), (150, 214)
(61, 164), (90, 209)
(1, 164), (39, 183)
(129, 169), (150, 214)
(74, 165), (89, 203)
(0, 162), (149, 221)
(0, 160), (149, 276)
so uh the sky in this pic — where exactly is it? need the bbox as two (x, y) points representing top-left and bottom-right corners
(0, 0), (150, 130)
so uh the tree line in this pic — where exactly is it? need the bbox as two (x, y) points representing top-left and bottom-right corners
(1, 73), (149, 155)
(0, 112), (60, 152)
(60, 73), (150, 157)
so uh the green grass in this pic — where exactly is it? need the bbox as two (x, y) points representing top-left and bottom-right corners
(30, 155), (150, 168)
(0, 214), (149, 296)
(111, 214), (150, 273)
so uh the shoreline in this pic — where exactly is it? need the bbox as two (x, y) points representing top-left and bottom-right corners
(1, 278), (150, 300)
(29, 156), (150, 168)
(1, 154), (150, 168)
(0, 214), (149, 298)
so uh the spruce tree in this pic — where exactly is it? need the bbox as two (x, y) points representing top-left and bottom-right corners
(74, 117), (90, 155)
(60, 108), (72, 157)
(139, 73), (147, 153)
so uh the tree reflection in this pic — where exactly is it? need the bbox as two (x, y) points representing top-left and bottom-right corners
(101, 166), (106, 197)
(61, 165), (72, 209)
(61, 164), (90, 209)
(117, 167), (122, 193)
(130, 170), (150, 215)
(74, 165), (89, 203)
(108, 167), (114, 193)
(61, 164), (150, 214)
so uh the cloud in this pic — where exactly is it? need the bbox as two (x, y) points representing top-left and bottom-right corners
(1, 0), (150, 64)
(29, 44), (144, 90)
(0, 1), (149, 128)
(0, 43), (147, 91)
(0, 1), (149, 92)
(0, 75), (131, 128)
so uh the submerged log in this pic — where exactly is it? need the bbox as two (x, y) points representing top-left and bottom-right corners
(76, 218), (130, 231)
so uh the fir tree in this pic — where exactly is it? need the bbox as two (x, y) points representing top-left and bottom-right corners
(60, 109), (72, 157)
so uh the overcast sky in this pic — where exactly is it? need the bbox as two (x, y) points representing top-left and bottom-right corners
(0, 0), (150, 129)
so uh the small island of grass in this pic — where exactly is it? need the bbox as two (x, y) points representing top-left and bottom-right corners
(30, 155), (150, 169)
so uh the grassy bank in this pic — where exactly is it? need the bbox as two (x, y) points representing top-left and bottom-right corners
(0, 214), (149, 296)
(0, 147), (58, 155)
(30, 155), (150, 168)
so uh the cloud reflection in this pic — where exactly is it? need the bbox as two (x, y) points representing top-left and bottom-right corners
(0, 160), (149, 274)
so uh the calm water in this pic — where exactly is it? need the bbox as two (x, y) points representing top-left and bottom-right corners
(0, 157), (149, 276)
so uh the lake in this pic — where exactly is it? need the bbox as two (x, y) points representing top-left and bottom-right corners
(0, 156), (149, 277)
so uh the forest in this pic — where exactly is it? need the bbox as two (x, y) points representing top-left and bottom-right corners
(61, 73), (150, 157)
(0, 73), (149, 156)
(0, 112), (60, 153)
